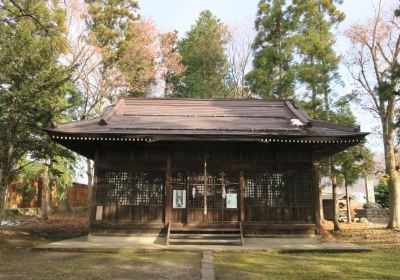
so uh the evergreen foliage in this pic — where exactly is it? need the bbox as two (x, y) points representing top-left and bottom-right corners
(291, 0), (344, 119)
(375, 181), (389, 209)
(246, 0), (295, 99)
(0, 0), (76, 215)
(172, 10), (230, 98)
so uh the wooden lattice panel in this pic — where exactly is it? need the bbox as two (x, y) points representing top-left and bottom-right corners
(245, 172), (313, 207)
(96, 171), (165, 206)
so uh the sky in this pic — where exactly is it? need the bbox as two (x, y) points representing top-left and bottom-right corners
(138, 0), (390, 154)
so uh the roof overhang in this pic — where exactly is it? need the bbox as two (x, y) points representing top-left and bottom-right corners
(45, 129), (368, 160)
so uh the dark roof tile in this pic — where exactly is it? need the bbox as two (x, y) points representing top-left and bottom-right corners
(46, 98), (367, 139)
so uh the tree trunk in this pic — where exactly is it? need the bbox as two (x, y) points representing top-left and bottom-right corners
(345, 180), (351, 223)
(383, 128), (400, 229)
(86, 158), (93, 205)
(41, 163), (51, 220)
(0, 167), (6, 219)
(332, 174), (341, 231)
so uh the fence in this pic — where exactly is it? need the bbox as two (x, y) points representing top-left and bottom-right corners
(7, 180), (88, 209)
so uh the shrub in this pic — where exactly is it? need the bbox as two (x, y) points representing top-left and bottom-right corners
(375, 181), (389, 208)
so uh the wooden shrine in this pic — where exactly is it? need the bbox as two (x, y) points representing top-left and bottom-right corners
(46, 98), (367, 239)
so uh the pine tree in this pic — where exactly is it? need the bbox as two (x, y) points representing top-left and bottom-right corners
(85, 0), (139, 65)
(291, 0), (345, 119)
(246, 0), (295, 99)
(172, 10), (229, 98)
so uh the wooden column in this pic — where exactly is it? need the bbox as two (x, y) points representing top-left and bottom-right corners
(88, 148), (99, 234)
(240, 171), (245, 222)
(165, 150), (172, 225)
(204, 148), (208, 217)
(312, 160), (321, 235)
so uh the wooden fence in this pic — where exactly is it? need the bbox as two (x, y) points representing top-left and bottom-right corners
(7, 181), (88, 209)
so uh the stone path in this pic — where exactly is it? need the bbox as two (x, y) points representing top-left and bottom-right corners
(201, 251), (214, 280)
(34, 235), (371, 253)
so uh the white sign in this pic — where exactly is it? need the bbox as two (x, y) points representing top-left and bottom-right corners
(173, 190), (186, 208)
(95, 206), (103, 221)
(226, 193), (237, 209)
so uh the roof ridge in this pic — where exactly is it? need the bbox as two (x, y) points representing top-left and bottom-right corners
(101, 99), (125, 119)
(121, 97), (293, 102)
(284, 101), (310, 124)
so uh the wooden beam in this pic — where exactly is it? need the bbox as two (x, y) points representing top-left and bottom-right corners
(97, 160), (166, 171)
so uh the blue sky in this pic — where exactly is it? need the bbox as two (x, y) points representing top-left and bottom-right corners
(138, 0), (390, 152)
(138, 0), (375, 36)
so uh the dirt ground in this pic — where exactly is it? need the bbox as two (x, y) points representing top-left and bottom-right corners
(322, 221), (400, 245)
(0, 212), (201, 280)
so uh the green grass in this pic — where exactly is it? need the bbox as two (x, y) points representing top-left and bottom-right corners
(214, 245), (400, 280)
(0, 250), (202, 280)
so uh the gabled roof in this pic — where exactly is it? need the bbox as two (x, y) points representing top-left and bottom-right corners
(46, 98), (367, 139)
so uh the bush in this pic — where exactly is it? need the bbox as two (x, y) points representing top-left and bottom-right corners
(375, 181), (389, 208)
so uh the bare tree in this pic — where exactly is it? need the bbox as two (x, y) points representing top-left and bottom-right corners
(226, 26), (254, 98)
(63, 0), (115, 205)
(345, 1), (400, 228)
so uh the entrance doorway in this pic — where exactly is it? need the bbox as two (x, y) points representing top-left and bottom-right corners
(171, 171), (240, 223)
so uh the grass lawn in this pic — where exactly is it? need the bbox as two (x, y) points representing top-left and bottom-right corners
(214, 222), (400, 280)
(0, 248), (201, 280)
(0, 212), (202, 280)
(1, 212), (400, 279)
(214, 246), (400, 280)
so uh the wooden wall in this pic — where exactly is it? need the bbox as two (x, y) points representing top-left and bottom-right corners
(91, 141), (317, 235)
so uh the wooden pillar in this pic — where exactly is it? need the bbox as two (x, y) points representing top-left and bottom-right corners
(88, 148), (99, 234)
(240, 171), (245, 222)
(312, 160), (321, 235)
(165, 150), (172, 224)
(204, 148), (208, 217)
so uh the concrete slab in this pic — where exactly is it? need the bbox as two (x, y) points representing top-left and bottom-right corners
(33, 235), (371, 253)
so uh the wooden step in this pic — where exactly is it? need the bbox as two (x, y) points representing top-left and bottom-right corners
(169, 233), (241, 239)
(170, 228), (240, 232)
(170, 223), (240, 229)
(168, 238), (242, 245)
(167, 222), (244, 246)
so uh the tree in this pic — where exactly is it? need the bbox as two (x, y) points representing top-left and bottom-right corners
(118, 20), (159, 96)
(292, 0), (345, 119)
(0, 0), (74, 217)
(159, 31), (185, 96)
(84, 0), (140, 98)
(345, 2), (400, 229)
(375, 180), (389, 208)
(332, 145), (374, 223)
(226, 26), (254, 98)
(85, 0), (139, 66)
(172, 10), (230, 98)
(246, 0), (295, 99)
(317, 103), (374, 230)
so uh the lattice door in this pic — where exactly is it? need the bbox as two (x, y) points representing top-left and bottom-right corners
(171, 171), (239, 223)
